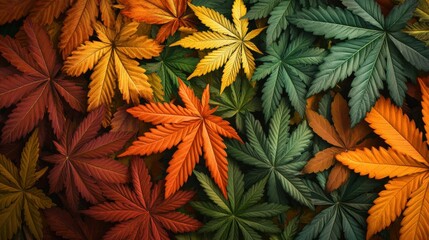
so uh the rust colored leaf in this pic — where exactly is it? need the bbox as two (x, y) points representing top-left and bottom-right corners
(0, 20), (85, 144)
(42, 107), (133, 210)
(83, 158), (202, 240)
(45, 207), (108, 240)
(326, 163), (350, 192)
(304, 94), (374, 191)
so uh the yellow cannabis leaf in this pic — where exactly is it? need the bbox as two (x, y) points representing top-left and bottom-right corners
(403, 0), (429, 45)
(63, 17), (163, 115)
(170, 0), (265, 93)
(0, 129), (53, 240)
(336, 79), (429, 240)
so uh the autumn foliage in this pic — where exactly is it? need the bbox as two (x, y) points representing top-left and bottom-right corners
(0, 0), (429, 239)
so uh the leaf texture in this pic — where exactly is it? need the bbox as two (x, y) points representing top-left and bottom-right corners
(64, 17), (162, 119)
(120, 79), (241, 198)
(120, 0), (196, 42)
(171, 0), (265, 92)
(193, 162), (288, 240)
(43, 107), (132, 210)
(0, 130), (53, 240)
(227, 101), (314, 207)
(83, 158), (202, 240)
(338, 88), (429, 239)
(0, 20), (85, 143)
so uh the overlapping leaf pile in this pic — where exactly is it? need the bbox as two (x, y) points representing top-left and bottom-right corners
(0, 0), (429, 239)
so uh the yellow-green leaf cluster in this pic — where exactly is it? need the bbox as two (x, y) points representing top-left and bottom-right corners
(0, 130), (53, 240)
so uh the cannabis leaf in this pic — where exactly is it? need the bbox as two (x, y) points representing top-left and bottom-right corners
(296, 173), (379, 240)
(0, 129), (53, 240)
(145, 34), (199, 100)
(192, 162), (289, 240)
(403, 0), (429, 45)
(290, 0), (429, 125)
(42, 107), (132, 210)
(270, 216), (300, 240)
(337, 79), (429, 239)
(0, 0), (33, 25)
(227, 101), (314, 207)
(64, 17), (163, 117)
(246, 0), (297, 44)
(303, 93), (374, 192)
(252, 31), (325, 119)
(59, 0), (116, 59)
(0, 20), (85, 144)
(83, 158), (202, 240)
(119, 0), (197, 43)
(193, 73), (261, 131)
(45, 207), (108, 240)
(110, 106), (139, 133)
(205, 76), (261, 132)
(171, 0), (265, 92)
(120, 79), (242, 198)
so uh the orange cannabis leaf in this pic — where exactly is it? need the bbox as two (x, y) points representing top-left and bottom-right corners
(120, 79), (242, 198)
(303, 93), (373, 191)
(337, 79), (429, 240)
(119, 0), (196, 43)
(28, 0), (72, 25)
(83, 158), (202, 240)
(59, 0), (116, 59)
(0, 0), (34, 25)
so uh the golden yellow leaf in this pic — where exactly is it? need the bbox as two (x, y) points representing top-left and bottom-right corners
(171, 0), (264, 93)
(64, 18), (162, 117)
(147, 73), (165, 102)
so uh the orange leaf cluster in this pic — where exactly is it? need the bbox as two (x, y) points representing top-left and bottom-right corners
(120, 79), (242, 198)
(337, 79), (429, 240)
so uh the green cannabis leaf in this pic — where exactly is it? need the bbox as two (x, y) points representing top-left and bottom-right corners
(197, 75), (261, 131)
(296, 173), (379, 240)
(144, 34), (198, 100)
(246, 0), (297, 44)
(403, 0), (429, 45)
(252, 30), (325, 119)
(290, 0), (429, 125)
(193, 162), (289, 240)
(227, 101), (314, 207)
